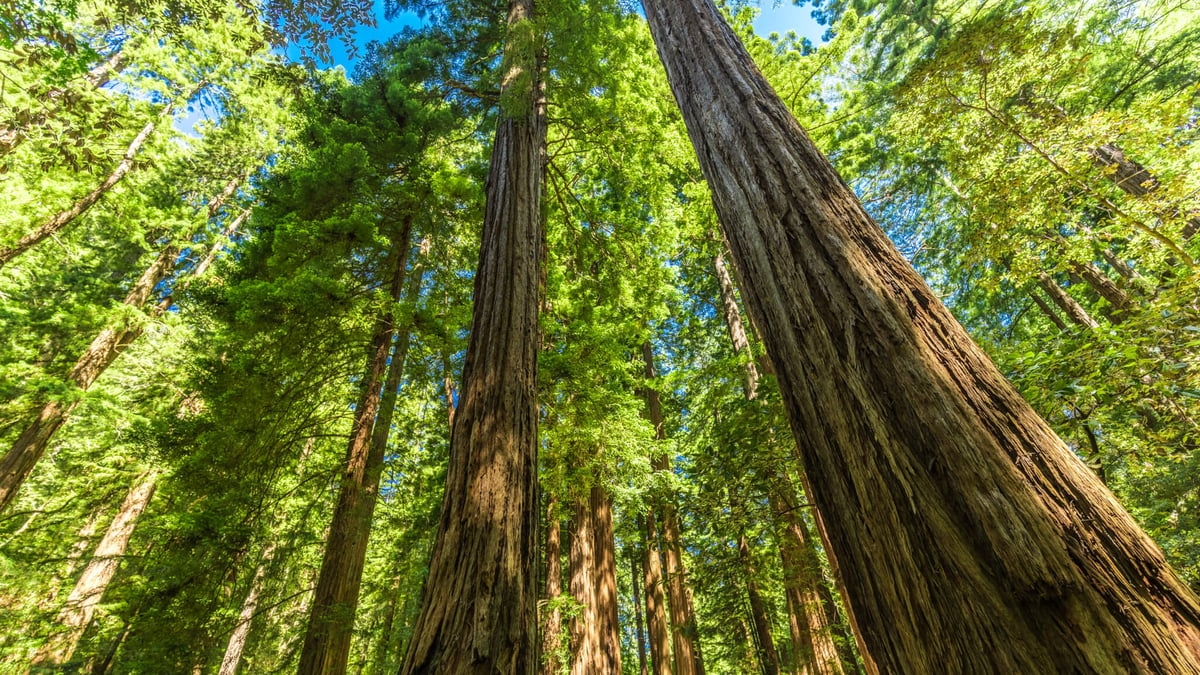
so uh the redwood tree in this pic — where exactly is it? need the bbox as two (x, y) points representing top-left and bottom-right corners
(398, 0), (546, 669)
(640, 0), (1200, 671)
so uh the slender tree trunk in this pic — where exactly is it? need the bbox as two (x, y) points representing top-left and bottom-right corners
(737, 529), (780, 675)
(299, 223), (416, 674)
(1071, 261), (1134, 316)
(1089, 143), (1200, 239)
(714, 251), (759, 399)
(1029, 291), (1069, 330)
(42, 505), (102, 608)
(33, 473), (157, 667)
(398, 0), (545, 669)
(219, 542), (277, 675)
(630, 541), (648, 675)
(0, 99), (177, 269)
(642, 1), (1200, 671)
(1099, 248), (1143, 283)
(640, 342), (706, 675)
(1036, 273), (1099, 328)
(642, 513), (672, 675)
(541, 497), (563, 675)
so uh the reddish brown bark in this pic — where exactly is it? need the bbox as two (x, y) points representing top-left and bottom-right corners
(398, 0), (545, 669)
(643, 513), (672, 675)
(642, 0), (1200, 671)
(541, 497), (564, 675)
(567, 485), (621, 674)
(737, 530), (780, 675)
(219, 542), (277, 675)
(299, 224), (415, 674)
(1037, 273), (1099, 328)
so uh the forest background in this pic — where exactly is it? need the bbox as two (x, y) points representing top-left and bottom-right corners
(1, 0), (1198, 672)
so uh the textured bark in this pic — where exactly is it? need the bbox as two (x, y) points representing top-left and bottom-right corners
(567, 485), (621, 674)
(1037, 272), (1099, 328)
(569, 490), (597, 673)
(398, 0), (544, 669)
(300, 225), (415, 675)
(1029, 291), (1069, 330)
(640, 342), (706, 675)
(1072, 261), (1134, 316)
(737, 530), (780, 675)
(541, 498), (563, 675)
(642, 513), (672, 675)
(642, 1), (1200, 672)
(33, 473), (157, 667)
(1099, 248), (1143, 283)
(0, 105), (171, 269)
(219, 542), (277, 675)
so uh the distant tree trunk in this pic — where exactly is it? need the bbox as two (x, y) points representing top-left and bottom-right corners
(630, 541), (648, 675)
(1028, 291), (1068, 330)
(736, 529), (780, 675)
(1089, 143), (1200, 239)
(0, 98), (179, 269)
(1036, 273), (1099, 328)
(642, 0), (1200, 671)
(42, 506), (102, 608)
(714, 247), (846, 675)
(640, 342), (706, 675)
(567, 485), (621, 674)
(1071, 261), (1134, 316)
(592, 486), (622, 673)
(300, 222), (418, 674)
(642, 513), (673, 675)
(541, 496), (563, 675)
(398, 0), (545, 669)
(569, 488), (598, 673)
(219, 542), (277, 675)
(33, 473), (157, 667)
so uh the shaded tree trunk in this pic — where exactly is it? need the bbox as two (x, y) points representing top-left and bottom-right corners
(568, 485), (622, 674)
(642, 0), (1200, 671)
(219, 542), (277, 675)
(1029, 291), (1068, 330)
(630, 539), (648, 675)
(1089, 143), (1200, 239)
(398, 0), (545, 669)
(592, 486), (622, 673)
(642, 513), (672, 675)
(33, 473), (157, 667)
(640, 342), (706, 675)
(299, 222), (419, 674)
(541, 496), (564, 675)
(737, 529), (780, 675)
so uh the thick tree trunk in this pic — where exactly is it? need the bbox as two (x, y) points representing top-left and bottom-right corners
(640, 342), (706, 675)
(300, 225), (416, 674)
(541, 498), (563, 675)
(642, 1), (1200, 672)
(592, 486), (622, 673)
(398, 0), (545, 669)
(569, 488), (598, 673)
(219, 542), (277, 675)
(33, 473), (157, 667)
(0, 102), (174, 269)
(642, 513), (672, 675)
(1036, 272), (1099, 328)
(737, 530), (781, 675)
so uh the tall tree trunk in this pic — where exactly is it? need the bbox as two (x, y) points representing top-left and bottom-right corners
(1089, 143), (1200, 239)
(219, 542), (277, 675)
(642, 513), (672, 675)
(541, 497), (563, 675)
(300, 223), (417, 674)
(640, 342), (706, 675)
(0, 97), (180, 269)
(33, 472), (157, 667)
(714, 248), (846, 675)
(0, 180), (241, 511)
(1071, 261), (1134, 316)
(592, 486), (622, 673)
(398, 0), (545, 669)
(630, 540), (648, 675)
(736, 529), (781, 675)
(642, 1), (1200, 671)
(569, 488), (598, 674)
(1036, 272), (1099, 328)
